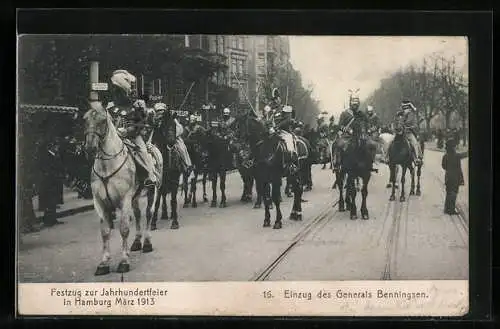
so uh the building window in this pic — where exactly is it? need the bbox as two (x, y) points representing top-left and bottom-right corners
(218, 37), (225, 54)
(238, 37), (244, 49)
(232, 36), (238, 49)
(231, 58), (237, 75)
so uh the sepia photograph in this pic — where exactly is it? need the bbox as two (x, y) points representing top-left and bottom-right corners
(17, 34), (469, 316)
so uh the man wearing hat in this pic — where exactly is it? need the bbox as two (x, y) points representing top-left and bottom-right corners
(153, 102), (192, 173)
(107, 69), (157, 186)
(332, 91), (376, 171)
(387, 100), (423, 165)
(268, 88), (298, 173)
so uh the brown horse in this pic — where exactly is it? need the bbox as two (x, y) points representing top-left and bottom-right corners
(84, 102), (162, 275)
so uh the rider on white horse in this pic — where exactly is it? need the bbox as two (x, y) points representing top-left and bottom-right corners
(107, 69), (157, 187)
(153, 102), (193, 173)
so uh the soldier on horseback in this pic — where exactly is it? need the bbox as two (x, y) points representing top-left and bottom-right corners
(268, 88), (299, 174)
(366, 105), (381, 136)
(332, 91), (378, 172)
(107, 69), (157, 187)
(386, 100), (423, 165)
(153, 102), (193, 173)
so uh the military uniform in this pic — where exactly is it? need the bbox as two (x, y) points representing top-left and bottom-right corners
(387, 101), (423, 164)
(108, 70), (157, 186)
(332, 94), (378, 170)
(153, 102), (192, 172)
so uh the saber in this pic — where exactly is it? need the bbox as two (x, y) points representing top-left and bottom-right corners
(232, 71), (258, 118)
(178, 81), (196, 111)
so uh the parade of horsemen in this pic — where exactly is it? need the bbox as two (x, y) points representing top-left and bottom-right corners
(53, 65), (436, 276)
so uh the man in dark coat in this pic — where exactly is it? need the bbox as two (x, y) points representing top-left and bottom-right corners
(441, 139), (466, 215)
(38, 140), (64, 226)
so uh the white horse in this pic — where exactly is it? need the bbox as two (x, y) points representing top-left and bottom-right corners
(379, 132), (399, 188)
(84, 101), (163, 276)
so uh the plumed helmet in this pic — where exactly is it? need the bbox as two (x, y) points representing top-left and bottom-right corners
(189, 114), (197, 122)
(271, 88), (280, 99)
(153, 102), (167, 111)
(110, 70), (137, 95)
(264, 105), (271, 113)
(223, 108), (231, 115)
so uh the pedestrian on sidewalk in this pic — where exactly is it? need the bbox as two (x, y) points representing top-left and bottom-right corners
(39, 140), (64, 226)
(441, 139), (465, 215)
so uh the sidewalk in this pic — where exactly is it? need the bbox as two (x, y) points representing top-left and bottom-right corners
(33, 187), (94, 221)
(31, 169), (240, 221)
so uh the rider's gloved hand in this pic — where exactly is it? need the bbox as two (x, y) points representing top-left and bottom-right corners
(146, 143), (153, 152)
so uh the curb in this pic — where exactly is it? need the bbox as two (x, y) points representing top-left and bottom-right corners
(36, 169), (240, 220)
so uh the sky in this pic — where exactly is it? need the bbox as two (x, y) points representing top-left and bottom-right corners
(289, 36), (468, 118)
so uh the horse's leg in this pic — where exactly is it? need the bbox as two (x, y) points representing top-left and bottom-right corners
(190, 171), (198, 208)
(290, 173), (303, 221)
(361, 174), (371, 220)
(263, 181), (272, 227)
(356, 177), (360, 192)
(117, 194), (133, 273)
(94, 202), (112, 276)
(219, 171), (227, 208)
(142, 186), (157, 253)
(161, 185), (168, 219)
(130, 195), (142, 252)
(182, 172), (190, 208)
(338, 170), (346, 212)
(247, 174), (254, 202)
(409, 165), (416, 196)
(272, 176), (283, 229)
(286, 176), (293, 197)
(389, 165), (396, 201)
(152, 185), (161, 230)
(171, 174), (180, 229)
(202, 172), (209, 202)
(400, 166), (407, 202)
(254, 174), (263, 209)
(416, 164), (422, 196)
(240, 172), (248, 202)
(394, 166), (399, 189)
(347, 176), (358, 220)
(210, 172), (218, 207)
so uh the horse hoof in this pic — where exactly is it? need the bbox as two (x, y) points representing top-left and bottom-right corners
(263, 220), (271, 227)
(297, 214), (303, 221)
(400, 196), (406, 202)
(142, 240), (153, 253)
(273, 222), (282, 229)
(94, 264), (110, 276)
(170, 221), (179, 230)
(389, 195), (396, 201)
(253, 204), (261, 209)
(410, 190), (415, 196)
(183, 203), (189, 208)
(219, 202), (227, 208)
(130, 239), (142, 252)
(362, 213), (369, 220)
(203, 197), (209, 203)
(116, 261), (130, 273)
(151, 223), (157, 231)
(416, 190), (421, 196)
(350, 214), (358, 220)
(210, 201), (217, 208)
(192, 203), (197, 208)
(289, 212), (297, 221)
(161, 213), (169, 220)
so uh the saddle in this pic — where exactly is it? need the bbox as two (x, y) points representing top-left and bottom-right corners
(122, 138), (162, 183)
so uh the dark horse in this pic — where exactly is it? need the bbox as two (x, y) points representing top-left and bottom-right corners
(387, 114), (423, 202)
(151, 112), (184, 229)
(182, 126), (210, 208)
(332, 118), (375, 220)
(234, 140), (258, 203)
(205, 123), (233, 208)
(236, 112), (306, 229)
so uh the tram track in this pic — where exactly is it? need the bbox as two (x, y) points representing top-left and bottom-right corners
(251, 199), (340, 281)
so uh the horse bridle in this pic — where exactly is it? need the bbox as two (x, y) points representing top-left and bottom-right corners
(84, 111), (126, 160)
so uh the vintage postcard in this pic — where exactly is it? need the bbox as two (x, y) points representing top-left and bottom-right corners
(17, 34), (469, 316)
